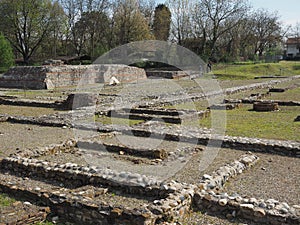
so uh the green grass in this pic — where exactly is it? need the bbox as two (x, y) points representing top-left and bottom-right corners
(0, 105), (59, 116)
(4, 89), (67, 99)
(34, 222), (56, 225)
(212, 61), (300, 80)
(265, 87), (300, 102)
(0, 193), (15, 207)
(197, 105), (300, 141)
(34, 222), (66, 225)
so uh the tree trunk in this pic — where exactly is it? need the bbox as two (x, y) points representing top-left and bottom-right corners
(23, 54), (30, 65)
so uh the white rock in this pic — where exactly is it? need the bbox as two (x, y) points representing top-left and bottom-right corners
(240, 204), (254, 210)
(218, 198), (228, 206)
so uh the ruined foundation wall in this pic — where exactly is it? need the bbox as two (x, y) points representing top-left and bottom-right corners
(0, 65), (147, 89)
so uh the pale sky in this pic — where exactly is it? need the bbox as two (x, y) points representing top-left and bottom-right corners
(156, 0), (299, 26)
(249, 0), (299, 26)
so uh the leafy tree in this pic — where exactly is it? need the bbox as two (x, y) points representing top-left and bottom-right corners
(0, 34), (14, 72)
(0, 0), (59, 64)
(74, 11), (110, 57)
(49, 1), (67, 58)
(113, 0), (154, 45)
(153, 4), (171, 41)
(250, 9), (282, 57)
(59, 0), (111, 56)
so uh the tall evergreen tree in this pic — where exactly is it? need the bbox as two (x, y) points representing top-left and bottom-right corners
(153, 4), (171, 41)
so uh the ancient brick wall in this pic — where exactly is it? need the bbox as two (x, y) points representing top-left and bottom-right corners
(0, 65), (147, 89)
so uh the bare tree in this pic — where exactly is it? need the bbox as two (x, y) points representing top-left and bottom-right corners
(58, 0), (84, 55)
(138, 0), (156, 27)
(192, 0), (248, 59)
(59, 0), (111, 56)
(167, 0), (194, 45)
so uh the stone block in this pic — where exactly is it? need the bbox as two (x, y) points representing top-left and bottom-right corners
(253, 102), (279, 111)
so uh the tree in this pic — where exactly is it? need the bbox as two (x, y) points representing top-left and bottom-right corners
(49, 1), (67, 58)
(292, 22), (300, 37)
(113, 0), (153, 45)
(0, 0), (58, 64)
(153, 4), (171, 41)
(0, 34), (14, 72)
(73, 11), (110, 57)
(249, 9), (282, 57)
(59, 0), (85, 56)
(191, 0), (248, 60)
(138, 0), (156, 27)
(167, 0), (193, 45)
(59, 0), (112, 56)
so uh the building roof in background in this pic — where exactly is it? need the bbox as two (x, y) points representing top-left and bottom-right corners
(286, 37), (300, 45)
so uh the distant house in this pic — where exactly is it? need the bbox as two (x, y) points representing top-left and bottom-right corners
(286, 37), (300, 59)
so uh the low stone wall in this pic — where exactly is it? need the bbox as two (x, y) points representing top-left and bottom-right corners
(118, 126), (300, 157)
(193, 153), (300, 225)
(0, 153), (196, 224)
(225, 98), (300, 106)
(77, 140), (168, 159)
(253, 102), (279, 111)
(0, 64), (147, 89)
(2, 113), (299, 157)
(146, 71), (189, 79)
(106, 110), (209, 124)
(1, 145), (299, 224)
(0, 180), (156, 225)
(209, 103), (242, 110)
(0, 156), (173, 198)
(155, 75), (300, 107)
(198, 153), (259, 191)
(194, 191), (300, 225)
(0, 96), (62, 108)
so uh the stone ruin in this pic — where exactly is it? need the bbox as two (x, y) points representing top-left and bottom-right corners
(0, 64), (147, 90)
(0, 74), (300, 224)
(253, 101), (279, 112)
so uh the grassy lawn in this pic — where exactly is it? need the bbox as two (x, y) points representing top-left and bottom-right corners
(197, 105), (300, 141)
(212, 61), (300, 80)
(3, 89), (66, 99)
(265, 87), (300, 102)
(0, 193), (15, 207)
(0, 105), (59, 117)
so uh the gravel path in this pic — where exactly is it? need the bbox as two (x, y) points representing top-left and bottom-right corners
(0, 122), (74, 157)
